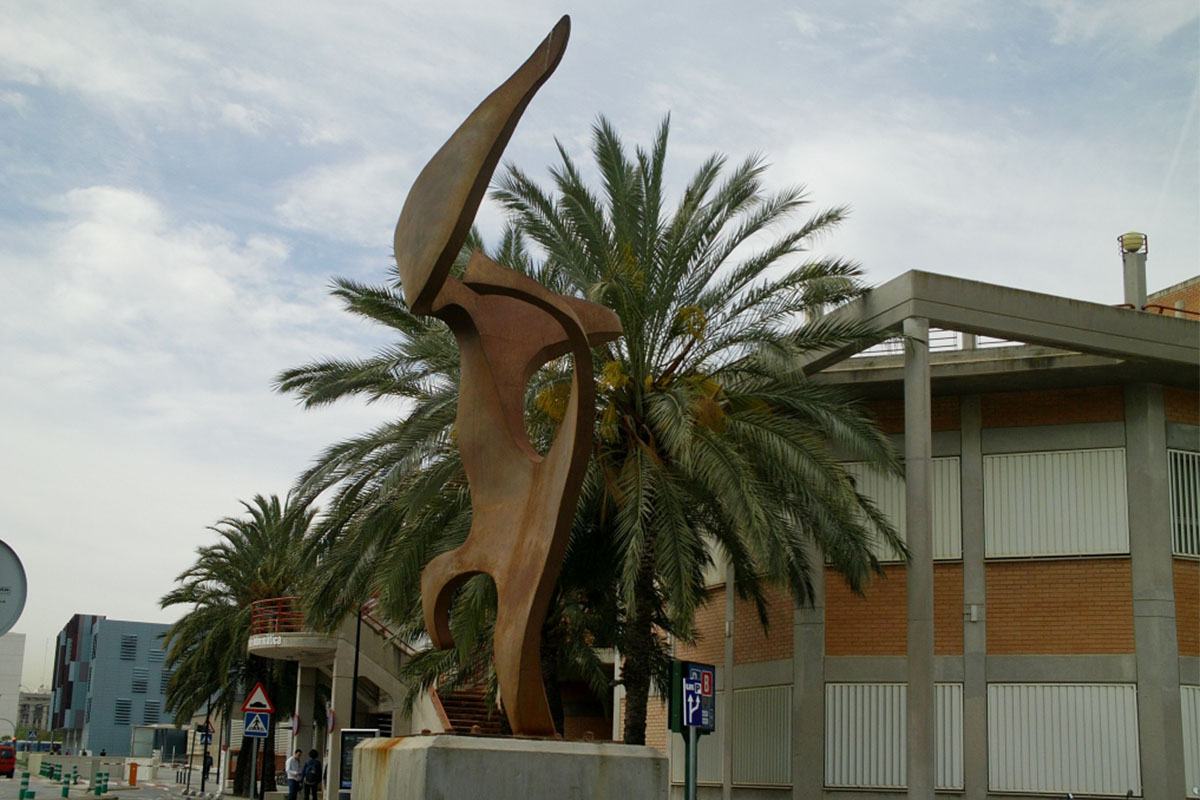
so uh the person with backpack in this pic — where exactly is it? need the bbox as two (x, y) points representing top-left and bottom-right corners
(300, 749), (322, 800)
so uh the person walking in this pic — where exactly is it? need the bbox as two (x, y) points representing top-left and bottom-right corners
(285, 750), (303, 800)
(300, 749), (321, 800)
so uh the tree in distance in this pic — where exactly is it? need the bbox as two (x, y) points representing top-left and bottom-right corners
(161, 494), (313, 796)
(277, 116), (903, 744)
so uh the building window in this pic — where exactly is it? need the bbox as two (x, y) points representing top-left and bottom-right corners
(119, 634), (138, 660)
(132, 668), (148, 693)
(824, 682), (963, 790)
(85, 698), (91, 724)
(148, 648), (165, 663)
(984, 448), (1129, 557)
(842, 458), (962, 560)
(90, 634), (97, 660)
(732, 685), (791, 786)
(143, 701), (161, 725)
(987, 683), (1140, 795)
(161, 670), (173, 695)
(114, 698), (132, 725)
(1169, 449), (1200, 556)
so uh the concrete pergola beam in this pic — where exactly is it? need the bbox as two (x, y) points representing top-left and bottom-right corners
(803, 270), (1199, 374)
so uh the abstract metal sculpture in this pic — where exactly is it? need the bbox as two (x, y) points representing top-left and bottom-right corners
(392, 16), (622, 736)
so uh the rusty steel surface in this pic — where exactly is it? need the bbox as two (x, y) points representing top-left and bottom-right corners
(391, 15), (622, 736)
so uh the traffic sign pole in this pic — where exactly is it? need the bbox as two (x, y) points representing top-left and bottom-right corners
(249, 739), (257, 800)
(685, 725), (698, 800)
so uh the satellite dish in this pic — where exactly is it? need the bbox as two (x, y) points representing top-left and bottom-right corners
(0, 541), (27, 636)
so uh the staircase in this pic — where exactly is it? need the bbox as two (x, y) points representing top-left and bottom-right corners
(435, 686), (505, 735)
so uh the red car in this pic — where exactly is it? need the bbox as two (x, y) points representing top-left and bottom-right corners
(0, 744), (14, 778)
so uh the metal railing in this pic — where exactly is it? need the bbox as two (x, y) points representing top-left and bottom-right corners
(250, 596), (421, 656)
(249, 597), (305, 635)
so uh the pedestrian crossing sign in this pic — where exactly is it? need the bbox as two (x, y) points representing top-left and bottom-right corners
(244, 711), (270, 738)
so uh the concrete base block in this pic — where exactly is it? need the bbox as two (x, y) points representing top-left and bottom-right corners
(352, 735), (667, 800)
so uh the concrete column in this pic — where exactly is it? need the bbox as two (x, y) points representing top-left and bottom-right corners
(904, 317), (935, 799)
(327, 639), (355, 799)
(1122, 251), (1147, 308)
(1124, 383), (1185, 798)
(293, 666), (318, 753)
(959, 396), (987, 800)
(723, 558), (734, 800)
(791, 542), (825, 800)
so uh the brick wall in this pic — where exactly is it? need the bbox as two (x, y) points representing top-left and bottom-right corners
(676, 586), (726, 666)
(985, 558), (1134, 653)
(824, 564), (963, 655)
(1164, 387), (1199, 425)
(861, 396), (960, 434)
(644, 696), (668, 753)
(1149, 276), (1200, 313)
(734, 584), (794, 664)
(1176, 558), (1199, 657)
(981, 385), (1124, 428)
(615, 695), (668, 752)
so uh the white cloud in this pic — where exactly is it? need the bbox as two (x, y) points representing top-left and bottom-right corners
(276, 155), (412, 246)
(1, 184), (396, 685)
(1038, 0), (1198, 46)
(0, 89), (27, 112)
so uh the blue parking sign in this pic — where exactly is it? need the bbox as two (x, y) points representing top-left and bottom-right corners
(682, 663), (715, 731)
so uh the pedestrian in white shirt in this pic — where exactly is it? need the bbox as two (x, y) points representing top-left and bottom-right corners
(285, 749), (303, 800)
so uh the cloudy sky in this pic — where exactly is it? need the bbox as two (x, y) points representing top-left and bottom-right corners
(1, 1), (1196, 688)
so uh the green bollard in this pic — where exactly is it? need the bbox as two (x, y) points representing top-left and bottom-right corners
(92, 773), (101, 798)
(61, 776), (69, 799)
(73, 766), (78, 785)
(102, 771), (109, 794)
(21, 770), (30, 800)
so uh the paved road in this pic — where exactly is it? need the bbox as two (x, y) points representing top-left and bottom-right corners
(0, 774), (189, 800)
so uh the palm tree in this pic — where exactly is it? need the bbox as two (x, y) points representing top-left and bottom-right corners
(161, 495), (315, 795)
(277, 116), (903, 745)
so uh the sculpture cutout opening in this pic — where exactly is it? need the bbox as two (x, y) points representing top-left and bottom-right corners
(391, 15), (622, 737)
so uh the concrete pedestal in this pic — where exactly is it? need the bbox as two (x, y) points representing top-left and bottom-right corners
(351, 735), (667, 800)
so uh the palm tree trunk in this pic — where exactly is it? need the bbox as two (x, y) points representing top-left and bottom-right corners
(621, 561), (658, 745)
(232, 735), (252, 796)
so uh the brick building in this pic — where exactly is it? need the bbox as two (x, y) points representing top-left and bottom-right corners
(631, 254), (1199, 799)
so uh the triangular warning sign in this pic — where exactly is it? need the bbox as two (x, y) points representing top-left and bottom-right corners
(242, 682), (275, 713)
(245, 713), (269, 735)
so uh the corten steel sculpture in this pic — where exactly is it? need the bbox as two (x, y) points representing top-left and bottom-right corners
(391, 15), (622, 737)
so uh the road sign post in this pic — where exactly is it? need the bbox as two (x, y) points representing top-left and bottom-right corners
(669, 661), (716, 800)
(242, 684), (274, 800)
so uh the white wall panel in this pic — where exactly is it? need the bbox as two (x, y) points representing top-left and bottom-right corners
(987, 683), (1140, 796)
(273, 724), (289, 755)
(824, 683), (962, 790)
(842, 458), (962, 560)
(984, 448), (1129, 556)
(1184, 685), (1200, 798)
(1169, 449), (1200, 556)
(732, 686), (791, 786)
